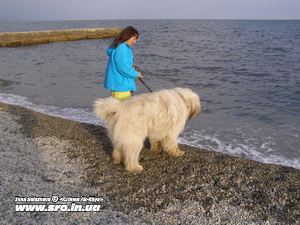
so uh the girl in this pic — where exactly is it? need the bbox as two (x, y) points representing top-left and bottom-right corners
(104, 26), (142, 101)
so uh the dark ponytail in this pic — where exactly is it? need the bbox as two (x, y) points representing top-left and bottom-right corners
(111, 26), (139, 48)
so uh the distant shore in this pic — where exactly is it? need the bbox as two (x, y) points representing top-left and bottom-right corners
(0, 27), (121, 47)
(0, 101), (299, 224)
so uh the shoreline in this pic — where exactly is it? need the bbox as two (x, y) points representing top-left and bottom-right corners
(0, 101), (299, 224)
(0, 92), (298, 170)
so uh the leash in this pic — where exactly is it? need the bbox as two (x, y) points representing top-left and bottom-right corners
(134, 65), (153, 92)
(139, 77), (153, 92)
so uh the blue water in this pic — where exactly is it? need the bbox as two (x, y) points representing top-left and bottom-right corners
(0, 20), (299, 168)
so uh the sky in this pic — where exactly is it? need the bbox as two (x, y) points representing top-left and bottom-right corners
(0, 0), (299, 21)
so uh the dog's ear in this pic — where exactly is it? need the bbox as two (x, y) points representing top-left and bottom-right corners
(175, 88), (201, 120)
(188, 95), (201, 119)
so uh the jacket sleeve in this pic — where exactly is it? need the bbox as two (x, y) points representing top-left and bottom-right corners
(114, 44), (139, 78)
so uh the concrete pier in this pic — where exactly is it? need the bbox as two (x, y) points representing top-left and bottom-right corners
(0, 27), (121, 47)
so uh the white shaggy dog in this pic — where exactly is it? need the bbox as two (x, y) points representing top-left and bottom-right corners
(93, 88), (201, 173)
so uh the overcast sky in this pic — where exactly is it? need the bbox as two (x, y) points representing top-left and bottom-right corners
(0, 0), (299, 21)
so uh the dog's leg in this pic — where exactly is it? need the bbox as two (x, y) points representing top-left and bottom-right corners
(161, 136), (185, 157)
(112, 148), (122, 164)
(123, 141), (144, 173)
(150, 139), (162, 154)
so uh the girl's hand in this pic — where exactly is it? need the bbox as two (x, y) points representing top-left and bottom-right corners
(133, 64), (140, 71)
(138, 72), (143, 79)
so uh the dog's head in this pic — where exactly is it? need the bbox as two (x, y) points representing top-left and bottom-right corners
(175, 88), (201, 119)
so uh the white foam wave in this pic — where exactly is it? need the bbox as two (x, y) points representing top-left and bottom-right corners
(179, 130), (300, 169)
(0, 93), (105, 126)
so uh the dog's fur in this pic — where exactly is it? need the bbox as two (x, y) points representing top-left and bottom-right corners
(93, 88), (201, 173)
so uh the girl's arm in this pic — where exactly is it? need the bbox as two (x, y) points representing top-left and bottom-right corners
(114, 44), (139, 78)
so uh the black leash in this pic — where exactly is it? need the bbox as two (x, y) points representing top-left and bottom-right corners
(139, 77), (153, 92)
(134, 65), (153, 92)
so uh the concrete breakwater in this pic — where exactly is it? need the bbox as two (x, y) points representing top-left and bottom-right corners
(0, 27), (121, 47)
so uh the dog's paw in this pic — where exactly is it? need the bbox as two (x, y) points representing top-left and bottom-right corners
(112, 149), (121, 164)
(113, 157), (121, 165)
(150, 141), (162, 154)
(150, 146), (162, 154)
(168, 149), (185, 157)
(126, 164), (144, 173)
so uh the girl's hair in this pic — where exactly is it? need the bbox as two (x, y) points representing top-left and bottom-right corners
(111, 26), (139, 48)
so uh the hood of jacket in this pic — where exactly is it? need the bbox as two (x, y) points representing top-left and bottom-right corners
(106, 47), (113, 56)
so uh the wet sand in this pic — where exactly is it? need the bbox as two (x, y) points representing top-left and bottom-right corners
(0, 102), (299, 224)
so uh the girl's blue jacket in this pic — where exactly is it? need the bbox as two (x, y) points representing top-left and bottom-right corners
(104, 42), (139, 92)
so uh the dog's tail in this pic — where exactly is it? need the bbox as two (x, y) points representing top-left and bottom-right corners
(93, 97), (121, 122)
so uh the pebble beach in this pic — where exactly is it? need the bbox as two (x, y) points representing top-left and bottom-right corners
(0, 101), (299, 224)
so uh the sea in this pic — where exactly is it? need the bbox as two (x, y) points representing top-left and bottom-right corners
(0, 19), (299, 169)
